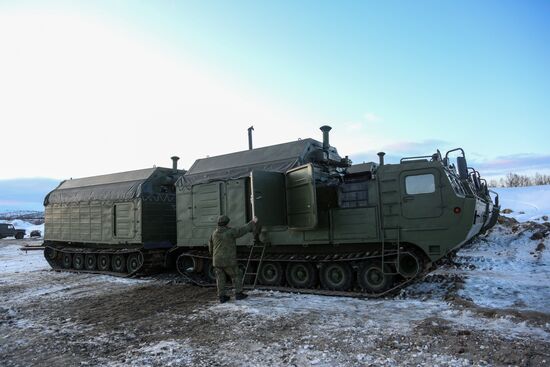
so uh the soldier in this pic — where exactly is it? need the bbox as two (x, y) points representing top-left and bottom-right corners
(209, 215), (258, 303)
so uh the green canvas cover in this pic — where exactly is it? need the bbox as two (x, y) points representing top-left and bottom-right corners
(44, 168), (174, 205)
(179, 138), (339, 187)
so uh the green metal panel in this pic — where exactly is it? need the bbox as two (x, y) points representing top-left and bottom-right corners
(226, 179), (247, 227)
(332, 207), (378, 241)
(303, 211), (329, 241)
(250, 170), (287, 226)
(176, 186), (193, 244)
(177, 179), (251, 246)
(286, 164), (318, 230)
(192, 182), (221, 227)
(141, 200), (177, 244)
(79, 205), (91, 241)
(400, 168), (443, 219)
(90, 204), (102, 241)
(113, 202), (135, 239)
(101, 204), (113, 241)
(44, 200), (142, 244)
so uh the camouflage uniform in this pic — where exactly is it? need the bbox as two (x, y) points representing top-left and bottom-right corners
(209, 215), (255, 299)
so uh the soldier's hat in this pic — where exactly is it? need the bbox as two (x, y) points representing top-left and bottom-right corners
(217, 215), (230, 226)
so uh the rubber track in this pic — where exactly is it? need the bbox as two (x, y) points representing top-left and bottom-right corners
(44, 245), (166, 278)
(175, 250), (429, 299)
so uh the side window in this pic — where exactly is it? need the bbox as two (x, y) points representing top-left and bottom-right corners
(405, 174), (435, 195)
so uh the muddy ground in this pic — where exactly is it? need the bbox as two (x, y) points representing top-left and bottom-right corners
(1, 223), (549, 366)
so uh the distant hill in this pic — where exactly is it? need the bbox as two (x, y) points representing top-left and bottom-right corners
(0, 210), (44, 224)
(0, 178), (59, 212)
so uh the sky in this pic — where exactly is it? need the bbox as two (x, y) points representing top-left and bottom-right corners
(0, 0), (549, 188)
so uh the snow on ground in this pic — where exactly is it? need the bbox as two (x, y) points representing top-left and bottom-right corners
(493, 184), (550, 222)
(1, 185), (550, 366)
(454, 225), (549, 313)
(0, 241), (49, 273)
(1, 227), (550, 366)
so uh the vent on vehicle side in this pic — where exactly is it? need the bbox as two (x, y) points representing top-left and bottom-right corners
(429, 245), (440, 255)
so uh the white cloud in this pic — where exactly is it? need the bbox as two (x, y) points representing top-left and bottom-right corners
(363, 112), (382, 123)
(344, 122), (363, 131)
(0, 11), (319, 179)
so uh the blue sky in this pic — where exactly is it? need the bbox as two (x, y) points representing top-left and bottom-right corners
(0, 0), (548, 188)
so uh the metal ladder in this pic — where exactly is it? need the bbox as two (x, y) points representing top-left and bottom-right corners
(381, 225), (401, 274)
(242, 241), (266, 288)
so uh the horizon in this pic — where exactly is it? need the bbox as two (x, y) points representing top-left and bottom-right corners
(0, 1), (548, 183)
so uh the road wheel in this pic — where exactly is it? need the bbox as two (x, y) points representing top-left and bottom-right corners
(84, 254), (97, 271)
(98, 254), (110, 271)
(15, 232), (24, 239)
(62, 253), (72, 269)
(111, 254), (127, 273)
(177, 255), (196, 274)
(204, 261), (217, 283)
(126, 253), (142, 274)
(357, 262), (395, 293)
(398, 252), (422, 278)
(320, 262), (353, 291)
(238, 263), (255, 285)
(44, 247), (57, 261)
(257, 262), (284, 286)
(73, 253), (84, 270)
(286, 262), (317, 289)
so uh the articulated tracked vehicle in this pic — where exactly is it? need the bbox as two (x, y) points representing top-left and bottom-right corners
(42, 127), (499, 296)
(43, 158), (184, 276)
(174, 126), (500, 296)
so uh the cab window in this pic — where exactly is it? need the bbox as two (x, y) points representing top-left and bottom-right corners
(405, 174), (435, 194)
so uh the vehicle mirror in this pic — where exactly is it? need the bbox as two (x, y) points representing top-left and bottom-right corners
(457, 157), (468, 180)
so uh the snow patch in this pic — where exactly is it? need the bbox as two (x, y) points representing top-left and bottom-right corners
(493, 184), (550, 222)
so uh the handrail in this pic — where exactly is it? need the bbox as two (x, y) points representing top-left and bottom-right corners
(489, 189), (500, 207)
(445, 148), (465, 161)
(400, 155), (433, 163)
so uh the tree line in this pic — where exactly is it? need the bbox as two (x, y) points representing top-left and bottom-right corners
(489, 173), (550, 188)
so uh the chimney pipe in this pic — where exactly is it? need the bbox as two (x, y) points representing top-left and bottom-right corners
(377, 152), (385, 166)
(171, 156), (180, 172)
(247, 126), (254, 150)
(320, 125), (332, 151)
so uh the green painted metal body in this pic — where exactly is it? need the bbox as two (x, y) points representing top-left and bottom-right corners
(176, 140), (493, 263)
(44, 167), (184, 248)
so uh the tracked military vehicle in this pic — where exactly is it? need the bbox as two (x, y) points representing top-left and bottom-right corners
(43, 158), (184, 276)
(175, 126), (499, 296)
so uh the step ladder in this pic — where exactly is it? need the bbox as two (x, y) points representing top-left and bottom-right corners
(242, 241), (266, 289)
(381, 226), (401, 275)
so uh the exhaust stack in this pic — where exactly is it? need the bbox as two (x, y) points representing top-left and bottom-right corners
(171, 156), (180, 172)
(377, 152), (385, 166)
(248, 126), (254, 150)
(320, 125), (332, 151)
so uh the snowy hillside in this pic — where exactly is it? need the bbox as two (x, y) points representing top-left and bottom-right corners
(492, 184), (550, 222)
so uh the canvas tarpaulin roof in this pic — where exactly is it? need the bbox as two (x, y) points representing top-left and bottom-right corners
(179, 139), (323, 186)
(45, 168), (158, 204)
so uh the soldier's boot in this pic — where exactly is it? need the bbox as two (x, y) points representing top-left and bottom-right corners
(219, 295), (230, 303)
(235, 292), (248, 300)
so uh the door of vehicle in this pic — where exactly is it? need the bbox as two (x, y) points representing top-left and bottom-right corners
(285, 164), (318, 230)
(113, 202), (136, 239)
(250, 170), (287, 226)
(400, 169), (443, 219)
